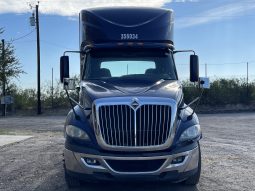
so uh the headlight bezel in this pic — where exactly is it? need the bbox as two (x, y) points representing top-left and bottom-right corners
(179, 124), (201, 142)
(65, 125), (90, 141)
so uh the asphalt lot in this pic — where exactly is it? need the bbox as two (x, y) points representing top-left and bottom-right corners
(0, 113), (255, 191)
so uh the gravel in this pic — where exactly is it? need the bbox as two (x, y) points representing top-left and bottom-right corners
(0, 113), (254, 191)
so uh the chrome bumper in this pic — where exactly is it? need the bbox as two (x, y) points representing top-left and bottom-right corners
(64, 146), (199, 176)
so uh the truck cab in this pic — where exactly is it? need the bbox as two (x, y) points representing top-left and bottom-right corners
(60, 7), (205, 187)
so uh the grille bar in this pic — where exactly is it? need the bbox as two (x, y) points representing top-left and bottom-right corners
(97, 104), (171, 147)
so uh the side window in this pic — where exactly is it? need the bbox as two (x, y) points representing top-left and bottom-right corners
(101, 61), (155, 77)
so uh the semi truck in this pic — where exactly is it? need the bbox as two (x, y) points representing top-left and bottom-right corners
(60, 7), (209, 188)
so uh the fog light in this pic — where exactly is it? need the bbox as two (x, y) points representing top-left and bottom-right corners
(84, 158), (100, 165)
(171, 156), (185, 164)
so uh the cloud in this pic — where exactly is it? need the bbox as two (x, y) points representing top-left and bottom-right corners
(0, 0), (197, 16)
(67, 17), (78, 21)
(176, 2), (255, 28)
(175, 0), (198, 2)
(0, 0), (195, 16)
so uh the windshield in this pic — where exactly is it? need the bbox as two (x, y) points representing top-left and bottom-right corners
(83, 49), (177, 81)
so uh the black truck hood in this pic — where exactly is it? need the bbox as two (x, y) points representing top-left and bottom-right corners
(81, 79), (183, 105)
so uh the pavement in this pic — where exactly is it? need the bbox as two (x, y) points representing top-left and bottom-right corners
(0, 135), (33, 147)
(0, 113), (255, 191)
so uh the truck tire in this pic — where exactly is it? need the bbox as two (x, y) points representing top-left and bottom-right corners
(183, 142), (201, 185)
(64, 161), (81, 188)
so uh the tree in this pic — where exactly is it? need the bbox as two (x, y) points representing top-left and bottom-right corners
(0, 28), (25, 96)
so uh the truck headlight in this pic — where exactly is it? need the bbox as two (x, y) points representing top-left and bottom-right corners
(66, 125), (90, 141)
(179, 124), (201, 142)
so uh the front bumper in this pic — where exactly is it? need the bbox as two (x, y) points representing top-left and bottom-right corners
(64, 145), (199, 182)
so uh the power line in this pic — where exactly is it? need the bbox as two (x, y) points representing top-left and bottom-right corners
(204, 61), (247, 66)
(40, 40), (74, 49)
(8, 29), (35, 43)
(178, 61), (255, 66)
(12, 40), (36, 44)
(10, 39), (75, 50)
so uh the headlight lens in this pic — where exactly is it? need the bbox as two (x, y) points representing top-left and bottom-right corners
(66, 125), (90, 140)
(179, 124), (201, 142)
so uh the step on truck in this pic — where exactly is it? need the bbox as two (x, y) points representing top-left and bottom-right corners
(59, 7), (209, 188)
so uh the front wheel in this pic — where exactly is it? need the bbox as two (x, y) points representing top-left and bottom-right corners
(64, 161), (81, 188)
(183, 142), (201, 185)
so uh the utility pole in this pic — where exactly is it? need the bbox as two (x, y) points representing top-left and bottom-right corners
(205, 63), (207, 77)
(30, 2), (41, 114)
(1, 39), (6, 116)
(51, 67), (54, 109)
(247, 62), (249, 99)
(35, 3), (41, 114)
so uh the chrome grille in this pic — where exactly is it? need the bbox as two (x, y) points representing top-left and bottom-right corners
(97, 104), (171, 147)
(98, 105), (135, 146)
(136, 105), (171, 146)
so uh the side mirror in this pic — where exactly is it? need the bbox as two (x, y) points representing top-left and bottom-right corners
(76, 86), (81, 92)
(190, 55), (199, 82)
(60, 56), (70, 83)
(63, 78), (76, 90)
(199, 77), (210, 89)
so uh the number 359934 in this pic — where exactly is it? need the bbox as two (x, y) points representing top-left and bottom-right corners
(121, 34), (138, 40)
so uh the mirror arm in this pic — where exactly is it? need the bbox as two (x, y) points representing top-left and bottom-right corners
(61, 46), (93, 119)
(69, 97), (84, 109)
(179, 96), (200, 110)
(63, 51), (83, 56)
(63, 46), (91, 56)
(69, 97), (91, 111)
(187, 88), (204, 121)
(173, 50), (196, 55)
(64, 88), (80, 120)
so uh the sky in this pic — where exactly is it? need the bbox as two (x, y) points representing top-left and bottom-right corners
(0, 0), (255, 88)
